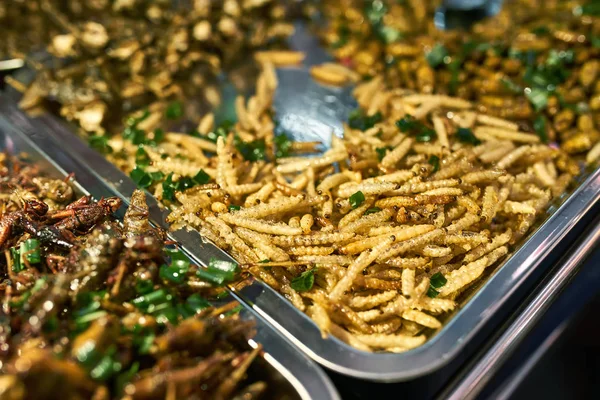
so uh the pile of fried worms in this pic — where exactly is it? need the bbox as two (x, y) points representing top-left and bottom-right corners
(103, 62), (583, 352)
(0, 154), (272, 399)
(317, 0), (600, 160)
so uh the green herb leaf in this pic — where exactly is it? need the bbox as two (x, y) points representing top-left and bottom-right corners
(88, 135), (112, 154)
(193, 169), (210, 185)
(591, 36), (600, 49)
(135, 279), (154, 295)
(162, 173), (176, 201)
(20, 239), (41, 264)
(428, 155), (440, 173)
(348, 109), (383, 131)
(165, 101), (183, 120)
(274, 134), (293, 158)
(228, 205), (241, 211)
(136, 335), (154, 355)
(456, 128), (482, 145)
(531, 26), (550, 36)
(130, 167), (153, 189)
(90, 346), (121, 381)
(430, 272), (447, 289)
(533, 115), (549, 143)
(427, 287), (440, 298)
(290, 269), (316, 292)
(526, 88), (549, 111)
(426, 44), (448, 68)
(126, 109), (150, 127)
(349, 191), (365, 209)
(364, 207), (381, 215)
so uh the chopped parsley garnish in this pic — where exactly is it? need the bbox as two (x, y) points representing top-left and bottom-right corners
(428, 155), (440, 173)
(274, 134), (293, 158)
(290, 269), (316, 292)
(165, 101), (183, 120)
(196, 258), (240, 286)
(348, 109), (383, 131)
(88, 135), (112, 154)
(427, 287), (440, 298)
(456, 128), (482, 145)
(349, 191), (366, 209)
(130, 167), (163, 189)
(425, 44), (449, 68)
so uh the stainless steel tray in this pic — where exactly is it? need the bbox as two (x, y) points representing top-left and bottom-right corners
(3, 13), (600, 382)
(0, 104), (340, 400)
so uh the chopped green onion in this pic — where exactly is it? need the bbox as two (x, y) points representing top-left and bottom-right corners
(348, 109), (382, 131)
(364, 207), (381, 215)
(228, 205), (241, 211)
(20, 239), (41, 264)
(427, 287), (440, 298)
(115, 362), (139, 396)
(135, 279), (154, 295)
(425, 44), (448, 68)
(126, 109), (150, 127)
(224, 304), (243, 316)
(235, 137), (267, 161)
(395, 116), (418, 132)
(165, 101), (183, 120)
(428, 155), (440, 173)
(193, 169), (210, 185)
(430, 272), (447, 289)
(376, 147), (391, 161)
(135, 147), (150, 167)
(290, 269), (316, 292)
(135, 334), (154, 355)
(415, 128), (437, 142)
(526, 88), (549, 111)
(533, 115), (549, 143)
(10, 247), (23, 273)
(456, 128), (482, 145)
(90, 346), (121, 381)
(274, 134), (293, 158)
(197, 258), (240, 286)
(500, 77), (523, 94)
(349, 191), (365, 209)
(88, 135), (112, 154)
(592, 36), (600, 48)
(159, 259), (189, 284)
(185, 294), (211, 313)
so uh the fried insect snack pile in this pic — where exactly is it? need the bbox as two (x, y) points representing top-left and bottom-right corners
(102, 63), (579, 352)
(318, 0), (600, 161)
(7, 0), (293, 134)
(0, 155), (268, 399)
